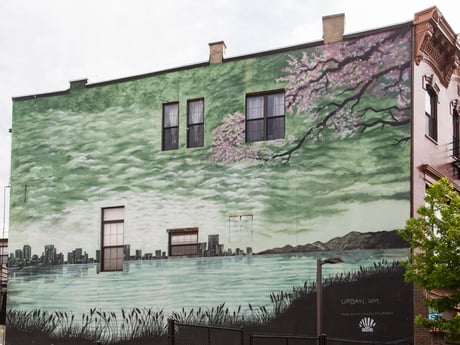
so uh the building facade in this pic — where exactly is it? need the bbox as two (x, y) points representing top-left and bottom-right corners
(5, 7), (459, 345)
(411, 7), (460, 345)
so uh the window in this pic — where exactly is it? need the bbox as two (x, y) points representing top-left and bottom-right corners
(246, 91), (285, 142)
(453, 108), (460, 159)
(167, 227), (198, 257)
(101, 206), (124, 272)
(187, 99), (204, 148)
(163, 102), (179, 150)
(425, 86), (438, 141)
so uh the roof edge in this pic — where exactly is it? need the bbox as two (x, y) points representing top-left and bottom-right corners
(12, 21), (412, 102)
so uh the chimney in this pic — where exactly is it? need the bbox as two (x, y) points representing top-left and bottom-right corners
(209, 41), (226, 64)
(322, 13), (345, 43)
(69, 78), (88, 91)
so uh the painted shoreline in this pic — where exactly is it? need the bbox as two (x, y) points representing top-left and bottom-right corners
(6, 259), (412, 345)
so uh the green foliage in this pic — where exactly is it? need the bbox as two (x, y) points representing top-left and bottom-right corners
(398, 178), (460, 339)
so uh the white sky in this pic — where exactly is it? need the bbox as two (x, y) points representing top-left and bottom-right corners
(0, 0), (459, 236)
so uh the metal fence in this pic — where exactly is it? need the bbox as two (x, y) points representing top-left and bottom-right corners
(326, 336), (413, 345)
(249, 333), (318, 345)
(168, 319), (245, 345)
(168, 319), (412, 345)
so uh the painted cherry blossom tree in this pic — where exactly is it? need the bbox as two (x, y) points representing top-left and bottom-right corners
(273, 28), (411, 162)
(209, 112), (269, 165)
(210, 28), (411, 165)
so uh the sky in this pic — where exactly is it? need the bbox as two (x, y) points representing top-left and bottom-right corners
(0, 0), (459, 237)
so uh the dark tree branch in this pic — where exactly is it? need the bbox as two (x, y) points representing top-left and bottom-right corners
(285, 30), (408, 112)
(394, 136), (411, 146)
(271, 58), (411, 163)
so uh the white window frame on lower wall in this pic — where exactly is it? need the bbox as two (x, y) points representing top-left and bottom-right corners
(101, 206), (125, 272)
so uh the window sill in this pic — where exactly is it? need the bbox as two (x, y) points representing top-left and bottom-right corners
(424, 134), (438, 145)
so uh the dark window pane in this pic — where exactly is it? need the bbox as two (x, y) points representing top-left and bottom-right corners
(163, 127), (178, 150)
(168, 229), (199, 257)
(171, 233), (198, 245)
(188, 124), (204, 148)
(247, 96), (264, 119)
(454, 112), (460, 158)
(163, 103), (179, 151)
(101, 207), (124, 272)
(267, 117), (285, 140)
(171, 245), (198, 256)
(164, 104), (179, 127)
(425, 88), (437, 141)
(103, 247), (123, 271)
(267, 93), (285, 117)
(424, 91), (432, 115)
(246, 92), (285, 143)
(426, 115), (434, 138)
(188, 100), (204, 124)
(247, 119), (264, 142)
(454, 137), (459, 159)
(187, 100), (204, 148)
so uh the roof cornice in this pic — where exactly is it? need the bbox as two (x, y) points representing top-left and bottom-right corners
(414, 6), (460, 87)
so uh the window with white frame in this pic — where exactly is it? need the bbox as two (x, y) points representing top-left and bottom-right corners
(187, 99), (204, 148)
(423, 75), (439, 142)
(425, 86), (438, 141)
(101, 206), (124, 272)
(246, 91), (285, 142)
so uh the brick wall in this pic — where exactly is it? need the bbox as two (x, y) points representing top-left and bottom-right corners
(414, 284), (431, 345)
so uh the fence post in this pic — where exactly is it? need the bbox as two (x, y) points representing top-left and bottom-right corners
(318, 333), (326, 345)
(240, 326), (244, 345)
(168, 318), (175, 345)
(208, 327), (211, 345)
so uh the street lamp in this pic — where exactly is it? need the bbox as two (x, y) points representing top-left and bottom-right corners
(316, 257), (343, 338)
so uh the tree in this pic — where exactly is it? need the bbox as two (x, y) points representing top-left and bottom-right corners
(209, 112), (271, 165)
(274, 28), (411, 162)
(210, 28), (412, 166)
(398, 178), (460, 340)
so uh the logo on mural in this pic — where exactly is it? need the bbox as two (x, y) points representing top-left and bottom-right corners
(359, 317), (376, 333)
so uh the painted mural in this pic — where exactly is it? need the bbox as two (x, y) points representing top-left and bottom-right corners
(7, 25), (413, 344)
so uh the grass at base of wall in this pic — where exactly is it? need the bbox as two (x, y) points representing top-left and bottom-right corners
(6, 260), (408, 345)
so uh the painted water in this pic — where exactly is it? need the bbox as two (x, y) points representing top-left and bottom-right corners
(7, 248), (408, 316)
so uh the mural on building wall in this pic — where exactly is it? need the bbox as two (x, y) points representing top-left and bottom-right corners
(7, 26), (413, 344)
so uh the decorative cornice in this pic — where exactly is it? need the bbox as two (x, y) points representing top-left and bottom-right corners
(414, 6), (460, 88)
(421, 164), (460, 192)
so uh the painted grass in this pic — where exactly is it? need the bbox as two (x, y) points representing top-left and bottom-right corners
(6, 259), (405, 344)
(7, 307), (167, 344)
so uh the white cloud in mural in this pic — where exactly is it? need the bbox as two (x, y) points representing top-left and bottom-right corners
(1, 0), (459, 233)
